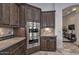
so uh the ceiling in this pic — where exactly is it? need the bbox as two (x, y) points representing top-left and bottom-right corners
(63, 5), (79, 16)
(29, 3), (55, 11)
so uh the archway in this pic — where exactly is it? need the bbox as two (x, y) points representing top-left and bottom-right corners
(62, 4), (79, 53)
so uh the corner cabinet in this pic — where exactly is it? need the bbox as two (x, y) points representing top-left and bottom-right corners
(10, 4), (19, 26)
(41, 11), (55, 28)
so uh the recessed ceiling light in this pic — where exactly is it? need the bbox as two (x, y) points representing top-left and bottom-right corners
(72, 8), (77, 11)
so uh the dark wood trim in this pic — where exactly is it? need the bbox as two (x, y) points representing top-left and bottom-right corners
(42, 11), (56, 13)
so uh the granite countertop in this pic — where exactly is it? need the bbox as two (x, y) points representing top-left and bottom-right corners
(0, 37), (26, 51)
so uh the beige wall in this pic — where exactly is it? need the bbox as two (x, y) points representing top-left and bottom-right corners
(63, 12), (76, 34)
(63, 10), (79, 45)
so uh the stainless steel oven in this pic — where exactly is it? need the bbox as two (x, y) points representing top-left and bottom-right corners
(26, 22), (40, 49)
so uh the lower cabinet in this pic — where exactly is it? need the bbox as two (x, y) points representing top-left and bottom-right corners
(41, 36), (56, 51)
(0, 40), (26, 55)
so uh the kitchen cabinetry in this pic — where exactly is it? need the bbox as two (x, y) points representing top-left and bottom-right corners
(32, 7), (41, 22)
(0, 4), (10, 25)
(41, 36), (56, 51)
(10, 4), (19, 26)
(25, 4), (41, 22)
(0, 39), (26, 55)
(0, 3), (19, 27)
(25, 6), (33, 22)
(41, 11), (55, 28)
(19, 5), (26, 27)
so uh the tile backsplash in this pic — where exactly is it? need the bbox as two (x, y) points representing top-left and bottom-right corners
(41, 28), (54, 36)
(0, 28), (13, 37)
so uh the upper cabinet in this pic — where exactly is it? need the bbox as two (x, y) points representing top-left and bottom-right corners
(10, 4), (19, 26)
(0, 4), (10, 25)
(25, 5), (41, 22)
(19, 5), (25, 27)
(0, 3), (19, 27)
(32, 7), (41, 22)
(0, 3), (41, 27)
(41, 11), (55, 28)
(26, 6), (33, 22)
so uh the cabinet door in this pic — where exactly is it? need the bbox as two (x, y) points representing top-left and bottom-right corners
(33, 8), (40, 22)
(41, 38), (48, 51)
(0, 4), (10, 25)
(10, 4), (19, 26)
(41, 13), (47, 28)
(47, 11), (55, 27)
(19, 5), (25, 27)
(41, 11), (55, 27)
(25, 6), (33, 22)
(47, 39), (56, 51)
(2, 3), (10, 25)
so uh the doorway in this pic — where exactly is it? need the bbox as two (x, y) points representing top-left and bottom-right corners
(62, 5), (79, 53)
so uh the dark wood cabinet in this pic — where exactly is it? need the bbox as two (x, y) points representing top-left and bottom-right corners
(25, 6), (33, 22)
(25, 5), (41, 22)
(19, 5), (26, 27)
(32, 8), (41, 22)
(0, 4), (10, 25)
(41, 11), (55, 28)
(2, 4), (10, 25)
(0, 3), (19, 27)
(0, 39), (26, 55)
(41, 36), (56, 51)
(10, 4), (19, 26)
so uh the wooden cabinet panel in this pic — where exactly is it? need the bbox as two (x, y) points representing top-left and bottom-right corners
(41, 13), (47, 27)
(41, 11), (55, 28)
(33, 8), (41, 22)
(2, 4), (10, 25)
(19, 5), (25, 27)
(10, 4), (19, 26)
(0, 4), (10, 25)
(47, 39), (56, 51)
(25, 6), (33, 22)
(41, 39), (48, 51)
(41, 37), (56, 51)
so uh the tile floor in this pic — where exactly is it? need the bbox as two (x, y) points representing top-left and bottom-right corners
(31, 42), (79, 55)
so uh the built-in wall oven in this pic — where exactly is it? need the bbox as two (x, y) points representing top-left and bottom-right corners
(26, 22), (40, 49)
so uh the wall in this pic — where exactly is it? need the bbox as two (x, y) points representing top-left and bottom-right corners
(63, 12), (76, 29)
(63, 11), (77, 37)
(55, 3), (79, 52)
(29, 3), (55, 11)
